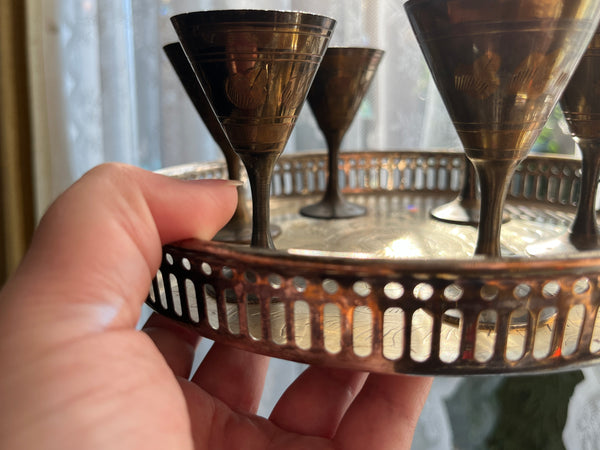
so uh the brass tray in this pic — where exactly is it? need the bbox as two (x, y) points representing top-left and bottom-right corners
(147, 150), (600, 375)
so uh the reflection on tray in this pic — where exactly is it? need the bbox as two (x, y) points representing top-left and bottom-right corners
(271, 193), (568, 259)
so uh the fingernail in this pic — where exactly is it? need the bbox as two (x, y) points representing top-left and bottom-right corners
(224, 179), (244, 187)
(188, 178), (244, 187)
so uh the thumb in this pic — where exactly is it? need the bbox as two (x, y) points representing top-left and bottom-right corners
(1, 163), (238, 345)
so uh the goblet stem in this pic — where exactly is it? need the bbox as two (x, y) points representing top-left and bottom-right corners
(223, 147), (250, 221)
(473, 159), (519, 257)
(459, 158), (478, 203)
(237, 152), (279, 249)
(570, 140), (600, 247)
(224, 146), (242, 181)
(299, 130), (366, 218)
(323, 132), (344, 204)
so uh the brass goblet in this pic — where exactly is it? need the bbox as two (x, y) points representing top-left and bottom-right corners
(300, 47), (384, 219)
(405, 0), (600, 257)
(528, 29), (600, 254)
(171, 10), (335, 249)
(163, 42), (281, 244)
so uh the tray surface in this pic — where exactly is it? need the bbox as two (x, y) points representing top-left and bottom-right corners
(148, 150), (600, 375)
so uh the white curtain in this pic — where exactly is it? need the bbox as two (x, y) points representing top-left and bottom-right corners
(26, 1), (584, 448)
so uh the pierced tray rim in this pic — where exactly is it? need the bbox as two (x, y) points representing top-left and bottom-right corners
(149, 149), (600, 376)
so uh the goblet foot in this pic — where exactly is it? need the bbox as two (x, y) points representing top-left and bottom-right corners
(300, 199), (366, 219)
(430, 198), (511, 226)
(214, 222), (282, 244)
(430, 198), (480, 225)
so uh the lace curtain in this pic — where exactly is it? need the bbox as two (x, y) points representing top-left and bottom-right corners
(27, 1), (592, 449)
(30, 0), (465, 214)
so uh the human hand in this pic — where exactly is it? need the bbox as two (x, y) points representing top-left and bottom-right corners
(0, 163), (431, 449)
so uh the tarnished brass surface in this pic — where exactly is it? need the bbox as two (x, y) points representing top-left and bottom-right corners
(148, 150), (600, 376)
(171, 10), (335, 248)
(300, 47), (384, 219)
(530, 28), (600, 254)
(405, 0), (600, 257)
(562, 32), (600, 140)
(163, 42), (280, 244)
